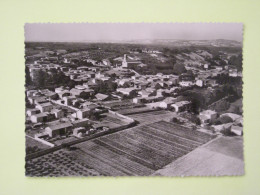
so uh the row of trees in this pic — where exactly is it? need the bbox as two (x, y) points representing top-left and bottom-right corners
(26, 67), (74, 89)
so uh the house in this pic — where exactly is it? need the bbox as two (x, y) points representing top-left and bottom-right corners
(26, 90), (38, 97)
(73, 127), (86, 137)
(146, 102), (162, 109)
(220, 113), (241, 122)
(72, 118), (90, 128)
(171, 101), (191, 112)
(231, 125), (243, 136)
(30, 112), (48, 123)
(45, 91), (58, 100)
(117, 87), (138, 97)
(26, 108), (40, 117)
(229, 69), (238, 77)
(80, 101), (98, 110)
(95, 93), (109, 101)
(62, 96), (76, 106)
(179, 80), (194, 87)
(204, 64), (209, 69)
(34, 97), (49, 105)
(199, 110), (218, 123)
(138, 90), (156, 98)
(45, 122), (73, 137)
(58, 90), (71, 99)
(36, 102), (53, 112)
(28, 96), (47, 105)
(51, 109), (64, 119)
(76, 108), (91, 119)
(159, 97), (177, 109)
(179, 73), (195, 87)
(211, 123), (233, 132)
(195, 79), (204, 87)
(133, 97), (145, 104)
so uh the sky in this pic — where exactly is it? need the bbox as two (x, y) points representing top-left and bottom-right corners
(25, 23), (243, 42)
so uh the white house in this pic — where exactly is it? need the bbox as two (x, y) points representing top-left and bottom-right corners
(179, 81), (194, 87)
(76, 108), (91, 119)
(26, 108), (40, 117)
(30, 113), (48, 123)
(159, 97), (177, 109)
(171, 101), (191, 112)
(199, 110), (218, 123)
(231, 125), (243, 136)
(51, 109), (64, 119)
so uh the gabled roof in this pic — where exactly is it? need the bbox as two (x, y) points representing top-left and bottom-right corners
(38, 102), (52, 107)
(95, 93), (109, 100)
(47, 122), (72, 131)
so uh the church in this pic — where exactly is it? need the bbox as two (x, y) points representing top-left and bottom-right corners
(122, 54), (142, 68)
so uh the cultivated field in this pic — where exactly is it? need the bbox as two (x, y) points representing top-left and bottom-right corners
(26, 150), (102, 177)
(128, 110), (177, 124)
(67, 120), (216, 176)
(26, 120), (216, 176)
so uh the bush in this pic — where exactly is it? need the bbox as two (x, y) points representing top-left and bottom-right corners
(219, 115), (233, 124)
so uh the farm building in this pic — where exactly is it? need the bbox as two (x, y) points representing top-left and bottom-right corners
(45, 122), (73, 137)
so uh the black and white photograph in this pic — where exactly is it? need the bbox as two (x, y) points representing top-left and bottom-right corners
(24, 23), (244, 177)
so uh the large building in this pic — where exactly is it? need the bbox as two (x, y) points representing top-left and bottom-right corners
(122, 54), (142, 68)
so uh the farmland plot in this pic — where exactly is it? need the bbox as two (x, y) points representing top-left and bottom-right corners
(129, 110), (176, 124)
(71, 120), (216, 176)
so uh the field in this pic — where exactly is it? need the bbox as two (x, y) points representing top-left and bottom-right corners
(26, 136), (51, 150)
(26, 150), (102, 177)
(67, 121), (216, 176)
(128, 110), (177, 124)
(99, 112), (131, 128)
(26, 120), (216, 176)
(153, 136), (244, 176)
(117, 106), (153, 115)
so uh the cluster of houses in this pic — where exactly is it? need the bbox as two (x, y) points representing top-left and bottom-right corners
(26, 51), (243, 143)
(199, 110), (243, 135)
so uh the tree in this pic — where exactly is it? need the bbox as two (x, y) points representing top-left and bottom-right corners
(228, 54), (242, 71)
(219, 115), (233, 124)
(25, 66), (32, 86)
(173, 63), (187, 75)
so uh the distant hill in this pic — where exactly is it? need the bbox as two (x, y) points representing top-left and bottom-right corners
(123, 39), (242, 48)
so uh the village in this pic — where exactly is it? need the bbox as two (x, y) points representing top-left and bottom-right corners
(25, 42), (243, 176)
